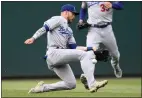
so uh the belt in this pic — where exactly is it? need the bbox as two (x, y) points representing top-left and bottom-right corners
(48, 46), (64, 49)
(91, 22), (111, 28)
(56, 46), (64, 49)
(44, 46), (64, 60)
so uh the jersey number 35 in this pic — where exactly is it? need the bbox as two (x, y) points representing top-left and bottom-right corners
(100, 4), (109, 12)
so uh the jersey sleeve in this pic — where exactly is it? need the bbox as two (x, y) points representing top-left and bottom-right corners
(111, 1), (123, 10)
(68, 35), (76, 44)
(68, 35), (77, 49)
(68, 28), (76, 44)
(79, 2), (87, 20)
(43, 16), (61, 30)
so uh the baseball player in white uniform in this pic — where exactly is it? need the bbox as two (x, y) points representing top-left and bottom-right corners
(78, 1), (123, 89)
(24, 4), (108, 93)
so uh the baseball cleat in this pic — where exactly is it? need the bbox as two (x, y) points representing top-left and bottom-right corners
(80, 74), (89, 90)
(28, 81), (44, 93)
(89, 80), (108, 93)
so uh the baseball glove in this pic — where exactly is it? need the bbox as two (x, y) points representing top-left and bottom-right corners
(76, 22), (91, 30)
(94, 49), (110, 62)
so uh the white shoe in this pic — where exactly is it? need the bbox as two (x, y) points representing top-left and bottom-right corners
(113, 65), (122, 78)
(28, 81), (44, 93)
(89, 80), (108, 93)
(80, 74), (89, 90)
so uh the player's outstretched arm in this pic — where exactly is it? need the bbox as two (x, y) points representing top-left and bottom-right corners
(68, 43), (110, 62)
(68, 43), (96, 51)
(24, 26), (48, 45)
(68, 36), (96, 51)
(77, 46), (110, 62)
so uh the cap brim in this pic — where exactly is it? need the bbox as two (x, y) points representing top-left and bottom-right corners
(72, 12), (79, 15)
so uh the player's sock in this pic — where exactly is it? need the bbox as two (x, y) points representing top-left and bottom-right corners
(111, 57), (122, 78)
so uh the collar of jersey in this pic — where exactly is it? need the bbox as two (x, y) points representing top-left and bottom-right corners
(60, 16), (68, 24)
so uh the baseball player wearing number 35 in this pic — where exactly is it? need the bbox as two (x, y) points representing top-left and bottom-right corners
(77, 1), (123, 90)
(24, 4), (108, 93)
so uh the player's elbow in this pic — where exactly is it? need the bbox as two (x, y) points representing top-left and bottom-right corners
(116, 5), (124, 10)
(112, 2), (124, 10)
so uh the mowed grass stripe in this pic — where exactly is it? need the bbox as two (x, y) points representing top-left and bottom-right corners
(2, 78), (141, 97)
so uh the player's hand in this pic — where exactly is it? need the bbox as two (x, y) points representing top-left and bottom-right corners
(77, 20), (90, 30)
(76, 46), (87, 51)
(79, 19), (84, 24)
(24, 37), (35, 44)
(104, 2), (112, 9)
(93, 47), (97, 51)
(77, 20), (84, 27)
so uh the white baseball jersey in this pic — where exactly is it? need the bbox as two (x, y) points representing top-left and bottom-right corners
(85, 1), (113, 24)
(44, 16), (76, 49)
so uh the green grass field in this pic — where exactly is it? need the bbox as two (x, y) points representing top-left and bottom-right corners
(2, 78), (141, 97)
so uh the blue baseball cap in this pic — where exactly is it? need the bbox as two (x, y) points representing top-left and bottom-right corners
(61, 4), (79, 15)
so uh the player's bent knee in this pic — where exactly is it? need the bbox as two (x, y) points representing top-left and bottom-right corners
(79, 51), (88, 60)
(81, 51), (95, 62)
(66, 82), (76, 89)
(111, 50), (120, 59)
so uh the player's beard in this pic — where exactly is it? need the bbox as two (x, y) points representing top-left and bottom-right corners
(68, 19), (72, 24)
